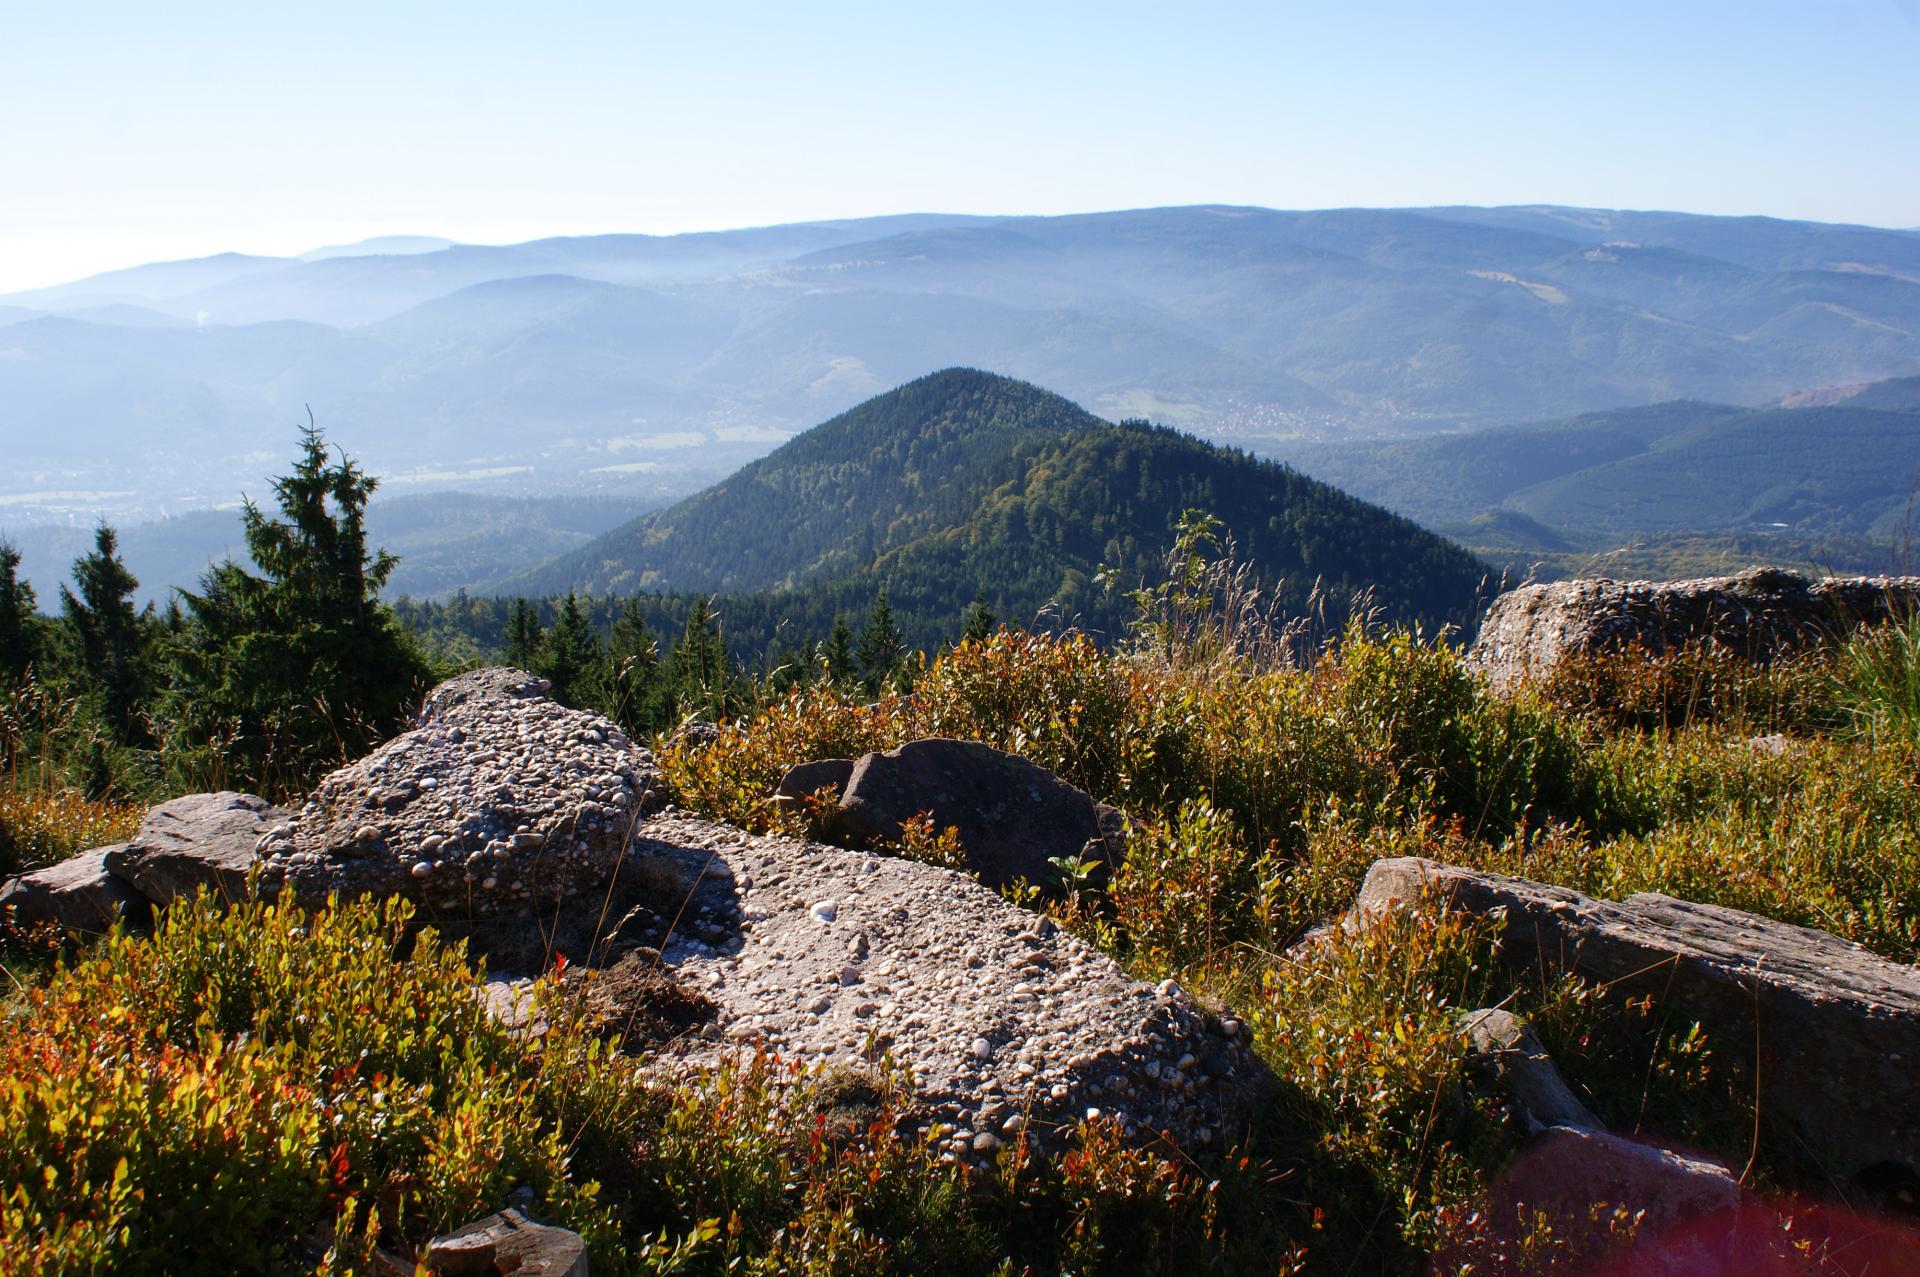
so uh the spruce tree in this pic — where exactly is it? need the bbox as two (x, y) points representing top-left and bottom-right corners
(961, 589), (996, 644)
(168, 423), (428, 788)
(856, 589), (902, 694)
(540, 592), (600, 705)
(61, 524), (154, 744)
(504, 598), (544, 670)
(823, 616), (855, 686)
(670, 597), (730, 719)
(0, 540), (39, 685)
(602, 598), (661, 731)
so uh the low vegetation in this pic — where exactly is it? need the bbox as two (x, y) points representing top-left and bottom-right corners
(7, 435), (1920, 1271)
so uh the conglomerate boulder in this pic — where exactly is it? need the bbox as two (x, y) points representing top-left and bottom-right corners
(488, 811), (1264, 1160)
(1469, 567), (1920, 688)
(254, 669), (664, 913)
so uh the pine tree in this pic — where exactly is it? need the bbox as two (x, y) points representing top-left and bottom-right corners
(61, 524), (155, 744)
(504, 598), (544, 669)
(856, 589), (903, 694)
(540, 593), (600, 705)
(0, 540), (39, 685)
(168, 422), (429, 787)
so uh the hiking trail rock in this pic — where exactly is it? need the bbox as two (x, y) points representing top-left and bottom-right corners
(255, 668), (664, 913)
(0, 846), (151, 934)
(488, 811), (1262, 1160)
(831, 738), (1126, 889)
(105, 791), (288, 905)
(1469, 568), (1920, 688)
(1352, 856), (1920, 1192)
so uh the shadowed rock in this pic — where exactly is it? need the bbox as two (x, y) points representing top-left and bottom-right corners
(1470, 568), (1920, 688)
(0, 846), (151, 934)
(833, 738), (1124, 889)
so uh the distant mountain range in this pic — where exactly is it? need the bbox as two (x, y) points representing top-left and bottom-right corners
(499, 369), (1492, 645)
(1280, 375), (1920, 578)
(5, 204), (1918, 528)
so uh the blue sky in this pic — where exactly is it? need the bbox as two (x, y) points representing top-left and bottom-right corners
(3, 0), (1917, 291)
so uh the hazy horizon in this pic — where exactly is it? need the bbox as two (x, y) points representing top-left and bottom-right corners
(6, 1), (1917, 292)
(11, 197), (1920, 299)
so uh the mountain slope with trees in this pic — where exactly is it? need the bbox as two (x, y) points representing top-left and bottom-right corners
(502, 370), (1492, 640)
(1281, 380), (1920, 575)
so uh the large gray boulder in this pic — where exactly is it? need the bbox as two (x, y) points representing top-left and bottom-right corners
(1469, 567), (1920, 688)
(105, 791), (288, 905)
(488, 812), (1262, 1161)
(0, 846), (151, 933)
(1353, 856), (1920, 1193)
(255, 668), (664, 914)
(832, 738), (1125, 889)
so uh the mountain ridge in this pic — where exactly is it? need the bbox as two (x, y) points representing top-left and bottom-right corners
(500, 368), (1492, 639)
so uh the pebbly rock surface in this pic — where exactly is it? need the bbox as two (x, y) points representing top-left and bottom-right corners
(1469, 567), (1920, 688)
(255, 669), (664, 913)
(0, 846), (151, 934)
(1353, 856), (1920, 1194)
(106, 791), (288, 905)
(499, 811), (1263, 1159)
(830, 738), (1127, 889)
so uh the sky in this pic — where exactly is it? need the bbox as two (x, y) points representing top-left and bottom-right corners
(3, 0), (1918, 293)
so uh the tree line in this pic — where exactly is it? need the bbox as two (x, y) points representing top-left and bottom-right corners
(0, 428), (996, 806)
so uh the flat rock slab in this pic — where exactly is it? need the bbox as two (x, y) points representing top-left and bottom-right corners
(106, 792), (287, 906)
(1469, 568), (1920, 688)
(0, 846), (150, 933)
(835, 738), (1124, 889)
(1355, 856), (1920, 1190)
(597, 812), (1259, 1159)
(256, 668), (663, 913)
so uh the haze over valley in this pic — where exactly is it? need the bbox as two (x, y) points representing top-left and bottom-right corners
(7, 202), (1920, 599)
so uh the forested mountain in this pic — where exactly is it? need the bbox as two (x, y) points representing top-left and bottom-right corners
(5, 205), (1919, 529)
(1281, 377), (1920, 576)
(500, 369), (1491, 646)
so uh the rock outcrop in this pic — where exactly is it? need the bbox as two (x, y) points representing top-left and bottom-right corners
(256, 669), (664, 912)
(488, 811), (1262, 1159)
(106, 791), (288, 905)
(1353, 856), (1920, 1192)
(1469, 568), (1920, 688)
(803, 738), (1126, 889)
